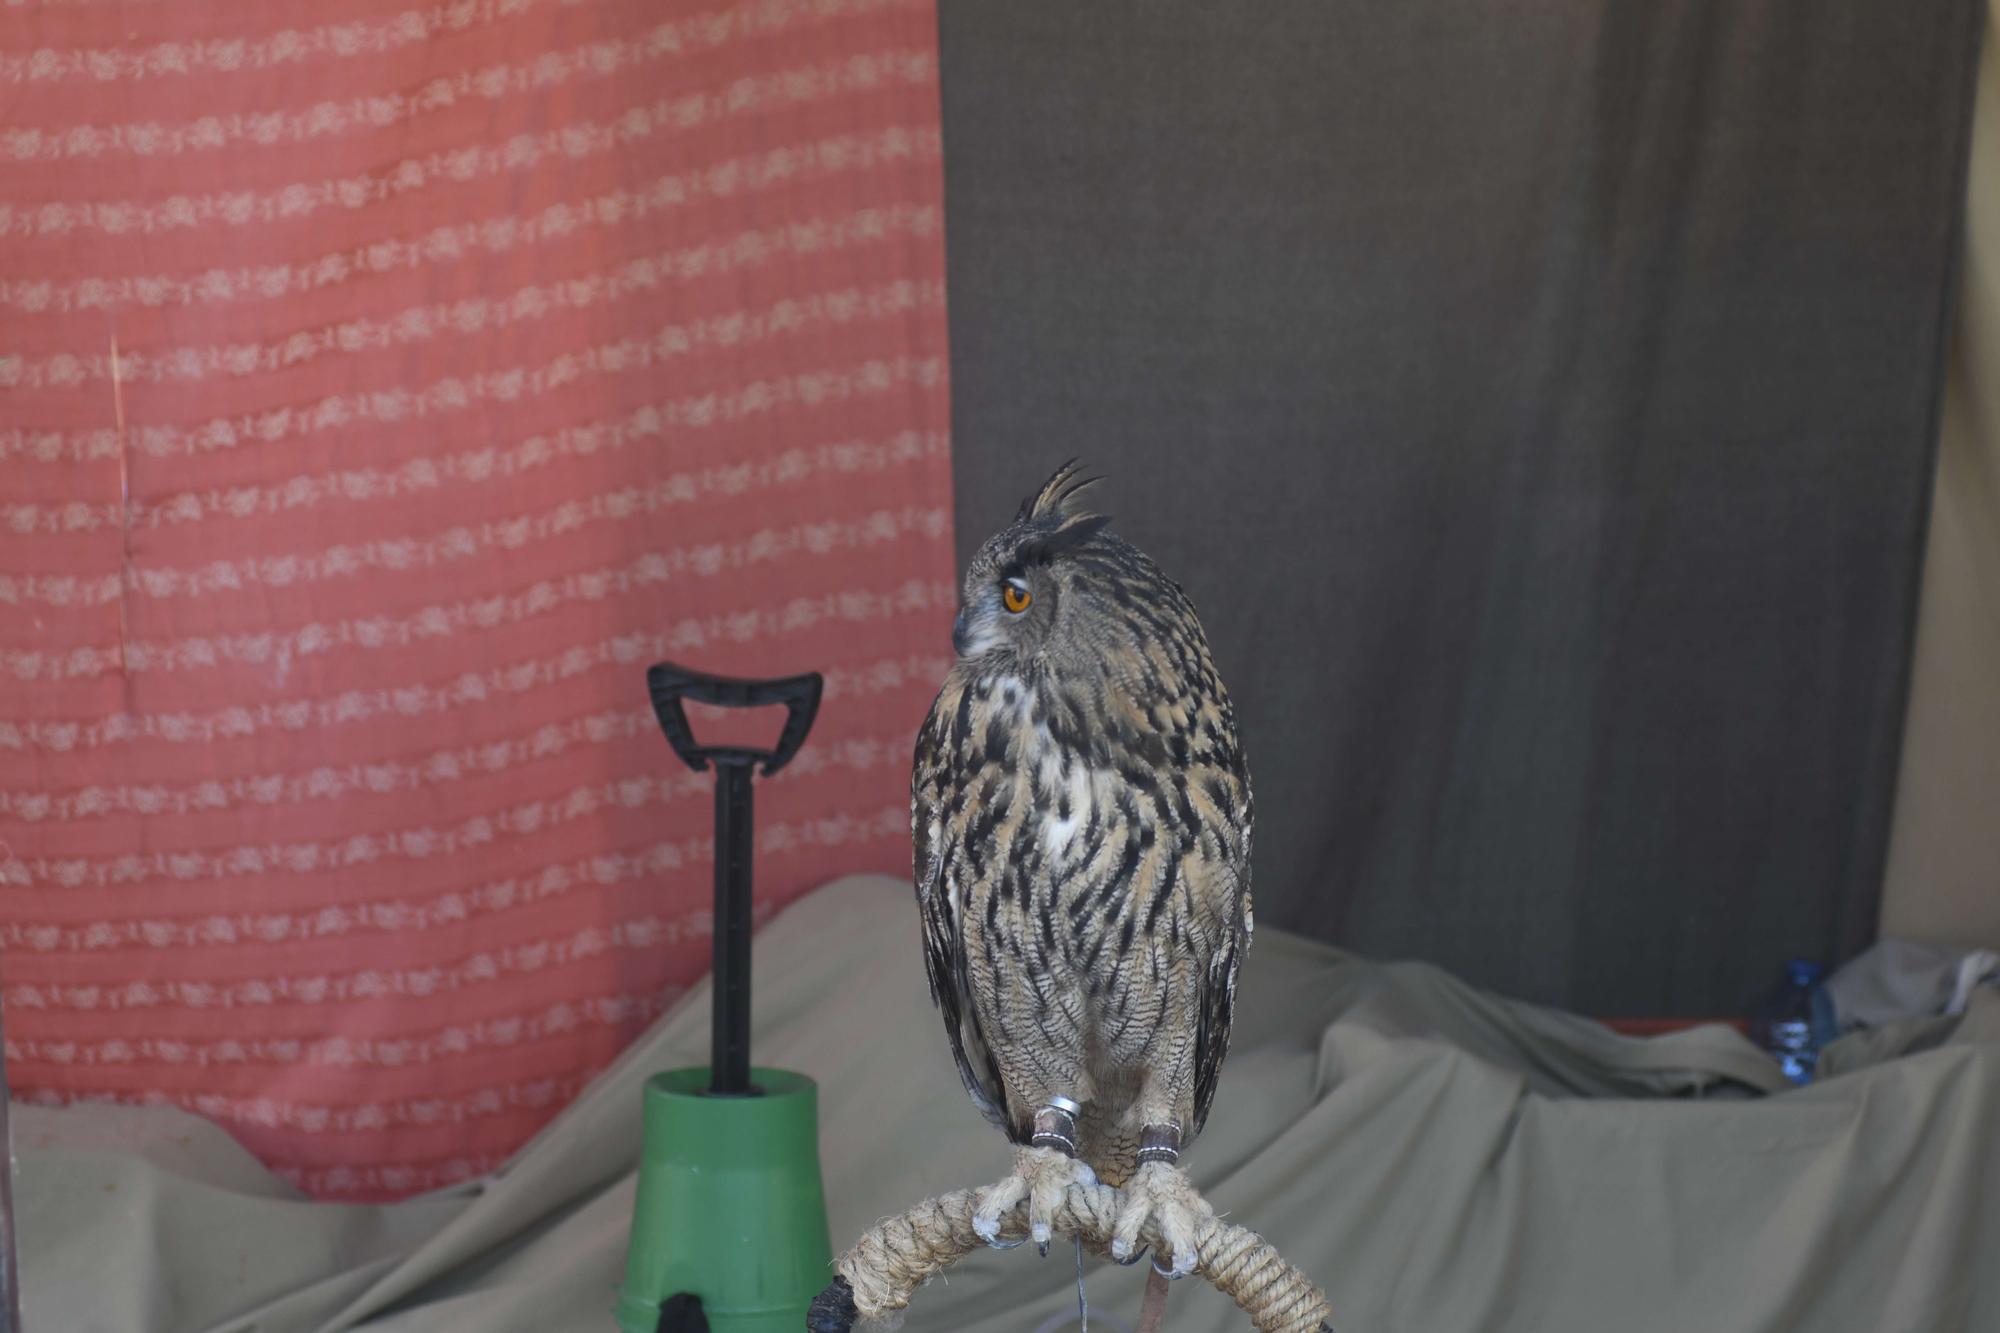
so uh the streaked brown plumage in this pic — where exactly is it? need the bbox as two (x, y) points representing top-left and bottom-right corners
(911, 461), (1252, 1271)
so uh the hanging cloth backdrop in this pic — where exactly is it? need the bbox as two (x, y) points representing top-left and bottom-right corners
(936, 1), (1981, 1017)
(0, 0), (954, 1200)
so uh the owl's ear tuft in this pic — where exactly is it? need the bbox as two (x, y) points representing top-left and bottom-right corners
(1016, 512), (1112, 566)
(1016, 459), (1106, 524)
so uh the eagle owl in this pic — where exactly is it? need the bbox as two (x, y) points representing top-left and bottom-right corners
(911, 461), (1252, 1275)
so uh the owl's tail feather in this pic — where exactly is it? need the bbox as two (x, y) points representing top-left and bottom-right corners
(807, 1178), (1334, 1333)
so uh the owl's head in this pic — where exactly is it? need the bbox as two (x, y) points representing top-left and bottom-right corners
(952, 459), (1116, 665)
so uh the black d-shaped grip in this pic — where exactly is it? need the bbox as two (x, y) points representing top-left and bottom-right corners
(646, 662), (822, 777)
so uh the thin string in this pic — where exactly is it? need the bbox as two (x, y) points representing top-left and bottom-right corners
(1074, 1235), (1088, 1332)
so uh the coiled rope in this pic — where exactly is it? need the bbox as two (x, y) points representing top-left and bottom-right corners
(806, 1175), (1333, 1332)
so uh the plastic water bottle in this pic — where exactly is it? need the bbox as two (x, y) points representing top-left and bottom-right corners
(1751, 958), (1830, 1085)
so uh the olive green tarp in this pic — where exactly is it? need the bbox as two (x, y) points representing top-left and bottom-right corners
(16, 875), (1999, 1332)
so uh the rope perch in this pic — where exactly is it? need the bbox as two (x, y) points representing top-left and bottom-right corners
(807, 1176), (1334, 1332)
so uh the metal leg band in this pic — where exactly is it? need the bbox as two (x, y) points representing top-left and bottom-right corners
(1031, 1102), (1079, 1156)
(1135, 1121), (1181, 1166)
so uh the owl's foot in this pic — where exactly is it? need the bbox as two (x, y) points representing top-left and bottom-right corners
(1109, 1160), (1213, 1279)
(972, 1145), (1097, 1251)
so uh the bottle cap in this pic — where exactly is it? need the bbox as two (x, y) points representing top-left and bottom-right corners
(1785, 957), (1826, 987)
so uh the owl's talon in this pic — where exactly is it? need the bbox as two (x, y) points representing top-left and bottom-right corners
(1110, 1242), (1149, 1266)
(1110, 1160), (1211, 1281)
(974, 1145), (1088, 1255)
(972, 1172), (1026, 1246)
(1037, 1239), (1049, 1258)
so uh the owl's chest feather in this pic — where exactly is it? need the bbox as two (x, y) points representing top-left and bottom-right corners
(986, 677), (1106, 860)
(939, 669), (1203, 936)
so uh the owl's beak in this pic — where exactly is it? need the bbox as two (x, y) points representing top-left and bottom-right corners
(951, 608), (972, 656)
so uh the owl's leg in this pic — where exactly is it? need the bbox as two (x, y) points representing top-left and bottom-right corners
(972, 1097), (1098, 1253)
(1109, 1121), (1213, 1278)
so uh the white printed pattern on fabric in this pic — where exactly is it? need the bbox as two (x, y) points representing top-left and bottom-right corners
(0, 125), (938, 238)
(2, 0), (952, 1201)
(0, 0), (917, 86)
(4, 46), (931, 159)
(2, 353), (944, 463)
(1, 652), (949, 753)
(6, 801), (910, 893)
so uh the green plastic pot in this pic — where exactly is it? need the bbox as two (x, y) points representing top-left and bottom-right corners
(616, 1067), (832, 1333)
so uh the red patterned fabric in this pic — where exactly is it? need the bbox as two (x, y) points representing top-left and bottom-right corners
(0, 0), (953, 1199)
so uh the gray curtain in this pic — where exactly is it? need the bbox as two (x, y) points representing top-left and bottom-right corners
(937, 2), (1983, 1014)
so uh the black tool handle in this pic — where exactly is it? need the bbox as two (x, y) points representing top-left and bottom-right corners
(710, 763), (755, 1095)
(646, 661), (822, 1096)
(646, 663), (822, 777)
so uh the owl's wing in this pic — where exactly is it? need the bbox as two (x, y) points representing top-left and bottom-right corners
(1189, 742), (1254, 1138)
(1190, 861), (1250, 1136)
(912, 703), (1011, 1134)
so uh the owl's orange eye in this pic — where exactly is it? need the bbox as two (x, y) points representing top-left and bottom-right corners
(1001, 581), (1032, 614)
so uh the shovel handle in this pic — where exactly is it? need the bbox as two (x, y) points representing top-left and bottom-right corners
(646, 663), (823, 777)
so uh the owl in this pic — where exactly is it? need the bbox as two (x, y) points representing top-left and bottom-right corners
(911, 461), (1253, 1276)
